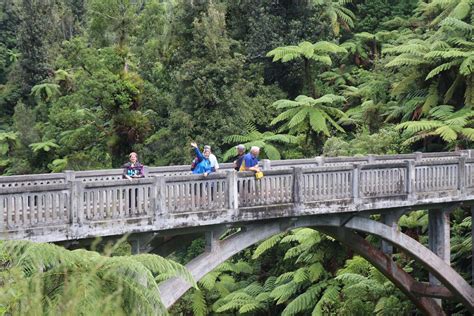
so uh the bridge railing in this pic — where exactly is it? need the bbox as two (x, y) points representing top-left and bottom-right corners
(0, 183), (70, 231)
(0, 151), (471, 188)
(1, 154), (473, 237)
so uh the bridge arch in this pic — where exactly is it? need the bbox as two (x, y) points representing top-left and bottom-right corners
(158, 215), (474, 315)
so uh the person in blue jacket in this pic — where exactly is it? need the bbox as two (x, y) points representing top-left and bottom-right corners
(191, 142), (213, 176)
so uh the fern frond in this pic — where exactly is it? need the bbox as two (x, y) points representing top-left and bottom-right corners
(312, 285), (339, 316)
(396, 120), (444, 133)
(191, 289), (207, 316)
(252, 233), (284, 259)
(459, 55), (474, 76)
(385, 55), (426, 68)
(263, 143), (281, 160)
(270, 281), (299, 304)
(426, 60), (460, 79)
(460, 128), (474, 140)
(425, 50), (469, 59)
(281, 284), (324, 316)
(313, 41), (347, 54)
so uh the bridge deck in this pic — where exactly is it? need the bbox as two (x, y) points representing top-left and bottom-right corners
(1, 151), (473, 242)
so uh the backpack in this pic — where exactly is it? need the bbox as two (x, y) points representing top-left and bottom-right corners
(190, 157), (199, 171)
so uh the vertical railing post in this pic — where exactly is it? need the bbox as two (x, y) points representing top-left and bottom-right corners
(367, 154), (375, 163)
(406, 160), (416, 200)
(151, 176), (159, 222)
(155, 176), (167, 220)
(226, 171), (238, 210)
(65, 170), (76, 182)
(143, 165), (150, 177)
(262, 159), (271, 171)
(315, 156), (324, 166)
(292, 168), (304, 210)
(415, 151), (422, 161)
(352, 164), (361, 204)
(458, 156), (466, 196)
(70, 180), (83, 226)
(467, 149), (474, 159)
(226, 171), (239, 220)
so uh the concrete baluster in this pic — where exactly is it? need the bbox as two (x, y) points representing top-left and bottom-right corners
(226, 171), (238, 211)
(458, 156), (466, 196)
(292, 167), (304, 210)
(155, 176), (167, 219)
(143, 165), (150, 177)
(70, 180), (84, 225)
(65, 170), (76, 182)
(315, 156), (324, 167)
(407, 160), (416, 200)
(352, 164), (361, 204)
(262, 159), (271, 171)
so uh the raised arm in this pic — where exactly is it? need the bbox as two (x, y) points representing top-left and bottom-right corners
(191, 143), (204, 161)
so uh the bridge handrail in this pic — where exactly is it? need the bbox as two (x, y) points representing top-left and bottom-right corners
(0, 150), (471, 187)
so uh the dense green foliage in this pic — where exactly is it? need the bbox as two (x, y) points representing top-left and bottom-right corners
(0, 0), (472, 315)
(1, 0), (472, 174)
(0, 239), (196, 315)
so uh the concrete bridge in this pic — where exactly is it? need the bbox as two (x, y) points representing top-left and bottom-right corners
(1, 151), (473, 314)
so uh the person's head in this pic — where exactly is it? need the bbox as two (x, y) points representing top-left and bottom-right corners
(204, 145), (212, 153)
(250, 146), (260, 157)
(129, 152), (138, 163)
(236, 144), (245, 156)
(203, 148), (211, 159)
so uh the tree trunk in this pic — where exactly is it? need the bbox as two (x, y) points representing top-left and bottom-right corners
(304, 58), (316, 98)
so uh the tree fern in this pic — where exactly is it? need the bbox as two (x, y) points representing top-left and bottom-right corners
(397, 105), (474, 146)
(223, 125), (298, 161)
(312, 284), (340, 316)
(0, 240), (195, 316)
(252, 233), (285, 259)
(281, 283), (325, 316)
(267, 40), (347, 97)
(271, 94), (346, 141)
(270, 281), (300, 304)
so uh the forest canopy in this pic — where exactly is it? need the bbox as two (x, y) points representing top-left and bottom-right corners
(0, 0), (472, 176)
(0, 1), (473, 315)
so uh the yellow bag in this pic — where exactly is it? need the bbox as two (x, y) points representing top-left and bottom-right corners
(255, 171), (264, 180)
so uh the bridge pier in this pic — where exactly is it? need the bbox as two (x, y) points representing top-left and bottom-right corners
(381, 209), (405, 255)
(428, 209), (451, 289)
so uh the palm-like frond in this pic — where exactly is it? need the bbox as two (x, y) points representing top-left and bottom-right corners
(1, 240), (194, 315)
(252, 233), (285, 259)
(397, 105), (474, 146)
(267, 41), (347, 65)
(281, 283), (324, 316)
(271, 94), (346, 136)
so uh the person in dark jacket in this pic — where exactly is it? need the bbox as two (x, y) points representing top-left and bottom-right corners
(122, 152), (145, 180)
(233, 144), (246, 171)
(191, 142), (213, 176)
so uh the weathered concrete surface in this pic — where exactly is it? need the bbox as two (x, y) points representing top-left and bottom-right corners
(158, 214), (474, 313)
(158, 222), (283, 308)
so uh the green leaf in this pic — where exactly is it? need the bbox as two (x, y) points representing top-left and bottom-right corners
(253, 233), (284, 259)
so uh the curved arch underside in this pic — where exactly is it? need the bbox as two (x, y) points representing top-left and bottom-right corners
(158, 215), (474, 314)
